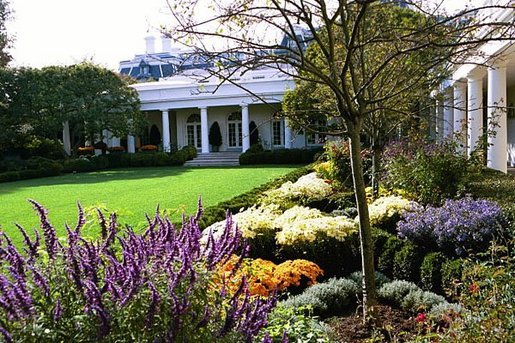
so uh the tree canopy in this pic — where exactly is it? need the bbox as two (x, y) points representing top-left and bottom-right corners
(0, 63), (143, 156)
(0, 0), (11, 67)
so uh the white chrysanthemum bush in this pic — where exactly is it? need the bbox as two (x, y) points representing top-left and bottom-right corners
(260, 172), (334, 210)
(364, 195), (418, 232)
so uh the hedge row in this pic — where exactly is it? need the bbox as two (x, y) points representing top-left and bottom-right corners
(0, 146), (198, 183)
(239, 148), (322, 165)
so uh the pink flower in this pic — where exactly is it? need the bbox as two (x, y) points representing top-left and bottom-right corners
(415, 313), (427, 323)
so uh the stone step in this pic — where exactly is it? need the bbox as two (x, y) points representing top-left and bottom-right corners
(183, 152), (240, 167)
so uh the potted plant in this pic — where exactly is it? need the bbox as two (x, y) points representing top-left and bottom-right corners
(209, 121), (222, 152)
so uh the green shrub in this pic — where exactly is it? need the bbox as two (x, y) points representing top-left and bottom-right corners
(26, 156), (63, 175)
(317, 140), (372, 188)
(378, 280), (420, 306)
(393, 242), (421, 282)
(105, 152), (131, 168)
(382, 138), (476, 205)
(0, 170), (20, 182)
(90, 155), (109, 169)
(420, 252), (447, 294)
(377, 235), (404, 278)
(259, 305), (334, 343)
(348, 271), (391, 289)
(400, 289), (447, 313)
(281, 277), (360, 318)
(63, 158), (96, 173)
(239, 148), (321, 165)
(441, 258), (464, 297)
(129, 152), (156, 167)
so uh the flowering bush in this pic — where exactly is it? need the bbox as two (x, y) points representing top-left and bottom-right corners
(77, 146), (95, 156)
(382, 138), (475, 205)
(275, 206), (357, 245)
(218, 257), (324, 297)
(397, 198), (504, 256)
(107, 146), (125, 152)
(206, 205), (356, 248)
(139, 144), (158, 151)
(260, 172), (333, 209)
(316, 139), (373, 188)
(366, 195), (416, 232)
(0, 200), (276, 342)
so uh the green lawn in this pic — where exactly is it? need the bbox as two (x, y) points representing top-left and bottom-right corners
(0, 165), (299, 244)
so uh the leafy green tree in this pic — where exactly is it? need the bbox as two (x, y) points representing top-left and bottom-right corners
(0, 0), (11, 67)
(166, 0), (515, 317)
(0, 63), (143, 156)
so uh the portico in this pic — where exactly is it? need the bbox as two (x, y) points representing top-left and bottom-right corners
(128, 68), (306, 154)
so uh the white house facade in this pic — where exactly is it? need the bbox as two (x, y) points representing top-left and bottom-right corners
(432, 1), (515, 174)
(128, 67), (311, 154)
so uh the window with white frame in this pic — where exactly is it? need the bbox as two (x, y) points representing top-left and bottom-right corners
(272, 119), (284, 146)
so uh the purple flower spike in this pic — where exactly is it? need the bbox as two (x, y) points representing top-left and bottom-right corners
(28, 199), (58, 260)
(0, 326), (12, 343)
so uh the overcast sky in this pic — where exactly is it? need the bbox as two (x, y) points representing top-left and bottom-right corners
(6, 0), (476, 71)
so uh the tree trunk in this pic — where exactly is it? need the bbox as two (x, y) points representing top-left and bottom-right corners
(348, 124), (377, 320)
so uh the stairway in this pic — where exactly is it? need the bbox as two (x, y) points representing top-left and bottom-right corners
(183, 151), (241, 167)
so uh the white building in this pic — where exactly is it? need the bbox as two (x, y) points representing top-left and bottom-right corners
(432, 1), (515, 173)
(115, 33), (322, 157)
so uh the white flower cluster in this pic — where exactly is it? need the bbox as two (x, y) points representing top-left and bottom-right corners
(261, 172), (333, 207)
(366, 195), (415, 226)
(275, 206), (357, 246)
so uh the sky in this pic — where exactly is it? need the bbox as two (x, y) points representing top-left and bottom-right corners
(6, 0), (476, 72)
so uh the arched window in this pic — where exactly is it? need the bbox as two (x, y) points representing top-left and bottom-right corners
(186, 113), (201, 148)
(227, 112), (242, 148)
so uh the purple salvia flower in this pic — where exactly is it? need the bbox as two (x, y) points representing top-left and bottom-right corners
(6, 244), (26, 277)
(28, 265), (50, 297)
(28, 199), (58, 259)
(15, 224), (39, 262)
(145, 281), (160, 327)
(0, 326), (12, 343)
(10, 272), (33, 317)
(282, 330), (289, 343)
(96, 208), (108, 240)
(195, 197), (203, 222)
(75, 201), (86, 233)
(261, 332), (273, 343)
(53, 299), (63, 321)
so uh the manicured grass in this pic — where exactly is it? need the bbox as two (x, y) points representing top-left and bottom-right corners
(0, 165), (299, 245)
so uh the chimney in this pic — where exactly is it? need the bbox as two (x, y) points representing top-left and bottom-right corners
(162, 36), (172, 53)
(145, 36), (156, 54)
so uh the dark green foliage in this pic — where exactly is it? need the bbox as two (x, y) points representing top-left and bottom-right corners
(305, 190), (355, 213)
(377, 235), (404, 278)
(90, 155), (109, 169)
(208, 121), (222, 148)
(382, 139), (476, 205)
(63, 158), (96, 173)
(420, 252), (447, 294)
(348, 271), (391, 289)
(105, 152), (131, 168)
(247, 143), (264, 153)
(441, 258), (465, 297)
(393, 242), (422, 282)
(239, 148), (321, 165)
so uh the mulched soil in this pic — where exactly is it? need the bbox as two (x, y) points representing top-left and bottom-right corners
(328, 304), (419, 342)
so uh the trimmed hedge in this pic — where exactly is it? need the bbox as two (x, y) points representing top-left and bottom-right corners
(0, 147), (199, 183)
(239, 148), (322, 165)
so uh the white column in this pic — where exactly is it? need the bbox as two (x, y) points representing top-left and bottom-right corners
(467, 69), (484, 157)
(436, 97), (444, 141)
(241, 104), (250, 152)
(200, 107), (209, 154)
(63, 121), (71, 156)
(284, 118), (292, 149)
(487, 61), (507, 173)
(127, 135), (136, 153)
(453, 80), (467, 150)
(443, 88), (454, 138)
(161, 109), (171, 152)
